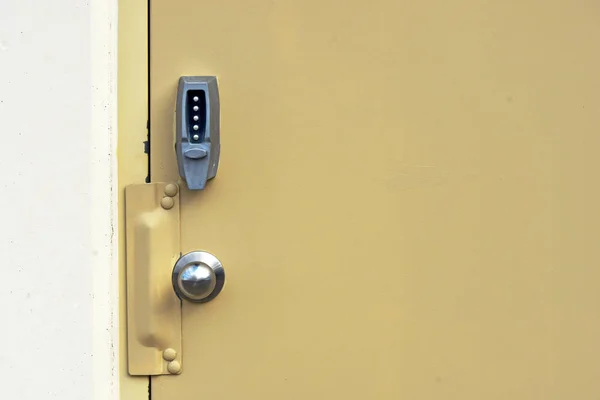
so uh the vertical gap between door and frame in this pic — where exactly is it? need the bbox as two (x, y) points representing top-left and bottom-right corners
(147, 0), (153, 398)
(146, 0), (152, 183)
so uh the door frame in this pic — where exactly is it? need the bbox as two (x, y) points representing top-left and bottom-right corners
(117, 0), (152, 398)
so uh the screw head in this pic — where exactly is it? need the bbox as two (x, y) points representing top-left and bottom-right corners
(164, 183), (179, 197)
(163, 348), (177, 362)
(167, 360), (181, 374)
(161, 196), (174, 210)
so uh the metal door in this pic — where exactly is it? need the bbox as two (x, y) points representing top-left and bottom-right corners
(148, 1), (600, 398)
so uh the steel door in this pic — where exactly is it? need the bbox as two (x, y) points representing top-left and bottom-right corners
(149, 1), (600, 398)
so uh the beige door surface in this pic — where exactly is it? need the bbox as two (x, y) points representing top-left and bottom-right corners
(149, 1), (600, 398)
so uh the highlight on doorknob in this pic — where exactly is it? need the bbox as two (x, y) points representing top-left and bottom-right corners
(172, 251), (225, 303)
(175, 76), (220, 190)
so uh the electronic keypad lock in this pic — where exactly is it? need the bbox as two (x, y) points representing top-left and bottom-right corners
(175, 76), (220, 190)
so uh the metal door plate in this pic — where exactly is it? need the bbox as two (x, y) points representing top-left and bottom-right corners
(125, 183), (182, 375)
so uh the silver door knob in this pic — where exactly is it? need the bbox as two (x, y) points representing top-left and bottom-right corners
(172, 251), (225, 303)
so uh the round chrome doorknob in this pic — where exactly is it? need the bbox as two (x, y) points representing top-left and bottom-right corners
(172, 251), (225, 303)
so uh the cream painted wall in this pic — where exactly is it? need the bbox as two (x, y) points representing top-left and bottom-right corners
(0, 1), (118, 399)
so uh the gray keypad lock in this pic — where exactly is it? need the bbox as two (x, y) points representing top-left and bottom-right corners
(175, 76), (220, 190)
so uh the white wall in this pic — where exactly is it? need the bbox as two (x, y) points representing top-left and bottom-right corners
(0, 1), (117, 399)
